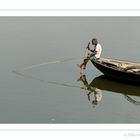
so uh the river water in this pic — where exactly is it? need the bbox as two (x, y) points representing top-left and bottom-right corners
(0, 17), (140, 123)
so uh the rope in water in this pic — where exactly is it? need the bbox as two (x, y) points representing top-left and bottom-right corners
(23, 57), (79, 70)
(124, 95), (140, 105)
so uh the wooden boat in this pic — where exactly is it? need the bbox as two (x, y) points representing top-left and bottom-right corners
(91, 57), (140, 83)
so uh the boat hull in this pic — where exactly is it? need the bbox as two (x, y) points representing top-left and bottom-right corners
(91, 58), (140, 83)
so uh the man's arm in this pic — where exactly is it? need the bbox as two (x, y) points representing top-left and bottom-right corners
(89, 49), (97, 54)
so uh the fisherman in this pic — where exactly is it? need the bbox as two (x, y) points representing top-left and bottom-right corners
(77, 38), (102, 70)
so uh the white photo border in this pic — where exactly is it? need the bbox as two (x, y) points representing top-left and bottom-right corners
(0, 0), (140, 139)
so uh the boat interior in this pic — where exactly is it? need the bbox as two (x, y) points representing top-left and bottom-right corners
(97, 58), (140, 74)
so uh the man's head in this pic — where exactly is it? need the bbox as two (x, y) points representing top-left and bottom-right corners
(91, 38), (98, 45)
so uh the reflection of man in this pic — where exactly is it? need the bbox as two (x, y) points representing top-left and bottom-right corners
(77, 74), (102, 107)
(87, 87), (102, 107)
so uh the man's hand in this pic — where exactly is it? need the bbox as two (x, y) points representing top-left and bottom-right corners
(86, 42), (90, 50)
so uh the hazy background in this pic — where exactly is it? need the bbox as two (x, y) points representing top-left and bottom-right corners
(0, 17), (140, 123)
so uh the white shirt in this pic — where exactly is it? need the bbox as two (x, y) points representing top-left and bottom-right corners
(90, 87), (102, 102)
(94, 88), (102, 101)
(95, 43), (102, 58)
(85, 43), (102, 59)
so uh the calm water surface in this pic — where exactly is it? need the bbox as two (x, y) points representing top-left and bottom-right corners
(0, 17), (140, 123)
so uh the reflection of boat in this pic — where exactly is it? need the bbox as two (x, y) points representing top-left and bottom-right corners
(78, 73), (140, 106)
(90, 75), (140, 97)
(91, 75), (140, 105)
(91, 58), (140, 83)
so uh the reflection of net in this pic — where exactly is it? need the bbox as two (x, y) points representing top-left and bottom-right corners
(124, 95), (140, 105)
(13, 57), (82, 89)
(13, 70), (82, 89)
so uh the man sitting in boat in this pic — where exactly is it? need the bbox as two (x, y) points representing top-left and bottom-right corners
(77, 38), (102, 70)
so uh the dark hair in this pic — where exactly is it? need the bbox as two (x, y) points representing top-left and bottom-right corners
(92, 38), (98, 45)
